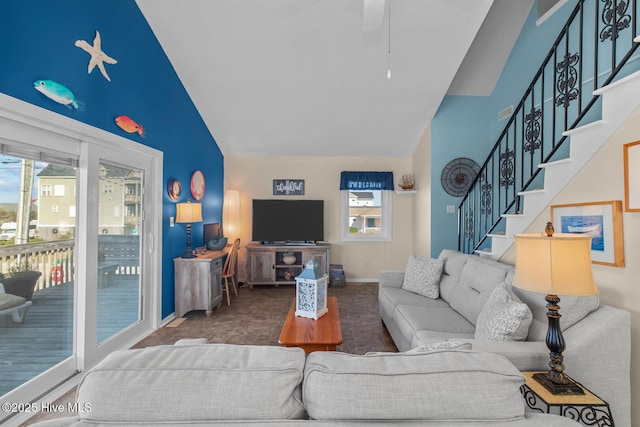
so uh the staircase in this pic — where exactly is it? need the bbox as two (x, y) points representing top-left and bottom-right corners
(482, 68), (640, 259)
(458, 0), (640, 258)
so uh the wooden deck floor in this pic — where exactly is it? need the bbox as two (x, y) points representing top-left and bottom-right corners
(0, 277), (140, 396)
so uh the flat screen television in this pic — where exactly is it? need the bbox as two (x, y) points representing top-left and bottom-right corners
(252, 199), (324, 244)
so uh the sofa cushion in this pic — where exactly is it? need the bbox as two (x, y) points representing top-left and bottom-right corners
(444, 256), (514, 325)
(512, 286), (599, 341)
(392, 305), (475, 344)
(0, 292), (26, 310)
(475, 284), (532, 341)
(437, 250), (470, 303)
(303, 350), (526, 421)
(76, 344), (307, 422)
(412, 331), (476, 348)
(453, 339), (550, 371)
(379, 287), (449, 325)
(401, 255), (443, 299)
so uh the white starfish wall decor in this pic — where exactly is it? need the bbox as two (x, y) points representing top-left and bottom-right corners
(75, 30), (118, 82)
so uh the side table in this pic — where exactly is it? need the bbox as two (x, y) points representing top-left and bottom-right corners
(520, 371), (614, 426)
(174, 250), (226, 318)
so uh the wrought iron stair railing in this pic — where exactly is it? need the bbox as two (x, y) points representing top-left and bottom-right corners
(458, 0), (640, 254)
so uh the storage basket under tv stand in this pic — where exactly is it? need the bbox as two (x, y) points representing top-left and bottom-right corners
(246, 242), (330, 288)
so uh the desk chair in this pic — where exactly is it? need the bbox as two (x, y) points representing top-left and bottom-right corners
(222, 238), (240, 306)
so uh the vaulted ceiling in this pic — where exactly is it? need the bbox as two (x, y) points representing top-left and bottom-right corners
(136, 0), (534, 157)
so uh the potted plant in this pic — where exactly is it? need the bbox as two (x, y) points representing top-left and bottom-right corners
(0, 258), (42, 301)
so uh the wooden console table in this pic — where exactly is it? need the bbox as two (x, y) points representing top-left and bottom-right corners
(278, 296), (342, 353)
(174, 250), (226, 318)
(246, 242), (330, 288)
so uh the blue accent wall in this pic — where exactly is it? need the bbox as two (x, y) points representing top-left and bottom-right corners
(430, 1), (577, 256)
(0, 0), (224, 318)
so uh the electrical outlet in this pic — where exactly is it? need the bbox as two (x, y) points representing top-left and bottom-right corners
(363, 259), (370, 268)
(446, 205), (456, 214)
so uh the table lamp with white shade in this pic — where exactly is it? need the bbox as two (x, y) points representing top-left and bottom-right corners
(176, 199), (203, 258)
(513, 226), (598, 395)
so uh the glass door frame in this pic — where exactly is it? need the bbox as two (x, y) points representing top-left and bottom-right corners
(78, 141), (162, 368)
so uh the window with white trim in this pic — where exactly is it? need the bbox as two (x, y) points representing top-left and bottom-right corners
(339, 171), (393, 242)
(41, 184), (52, 196)
(54, 184), (65, 196)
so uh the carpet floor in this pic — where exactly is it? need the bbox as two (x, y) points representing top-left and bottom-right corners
(134, 282), (397, 354)
(22, 282), (397, 425)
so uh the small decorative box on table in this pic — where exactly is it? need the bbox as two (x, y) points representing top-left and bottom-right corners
(295, 259), (328, 319)
(520, 371), (614, 426)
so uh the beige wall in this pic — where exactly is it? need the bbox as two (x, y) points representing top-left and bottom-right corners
(224, 156), (415, 281)
(501, 108), (640, 426)
(411, 123), (431, 257)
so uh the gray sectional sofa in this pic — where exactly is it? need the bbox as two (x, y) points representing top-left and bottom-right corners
(30, 343), (580, 426)
(379, 249), (631, 427)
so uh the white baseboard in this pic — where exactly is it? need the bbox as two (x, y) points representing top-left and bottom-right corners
(343, 278), (378, 283)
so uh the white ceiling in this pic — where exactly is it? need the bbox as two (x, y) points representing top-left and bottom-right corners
(136, 0), (534, 157)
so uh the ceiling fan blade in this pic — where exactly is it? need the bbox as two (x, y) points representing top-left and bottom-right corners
(362, 0), (386, 32)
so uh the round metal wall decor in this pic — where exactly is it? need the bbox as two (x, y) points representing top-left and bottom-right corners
(441, 157), (480, 197)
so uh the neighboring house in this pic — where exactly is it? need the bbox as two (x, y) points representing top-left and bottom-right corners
(348, 191), (374, 206)
(37, 164), (77, 240)
(37, 164), (142, 239)
(98, 164), (142, 236)
(348, 192), (381, 234)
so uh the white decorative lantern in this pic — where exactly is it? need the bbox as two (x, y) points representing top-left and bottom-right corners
(295, 260), (328, 319)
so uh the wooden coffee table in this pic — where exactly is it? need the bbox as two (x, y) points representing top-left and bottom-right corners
(278, 296), (343, 353)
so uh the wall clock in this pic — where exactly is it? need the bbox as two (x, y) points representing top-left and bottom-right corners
(441, 157), (480, 197)
(190, 170), (206, 201)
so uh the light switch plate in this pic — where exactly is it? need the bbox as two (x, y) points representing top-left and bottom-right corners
(170, 216), (175, 227)
(446, 205), (456, 214)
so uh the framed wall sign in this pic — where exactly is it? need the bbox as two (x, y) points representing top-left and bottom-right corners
(623, 141), (640, 212)
(273, 179), (305, 195)
(550, 200), (624, 267)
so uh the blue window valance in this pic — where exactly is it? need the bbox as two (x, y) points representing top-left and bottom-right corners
(339, 171), (394, 191)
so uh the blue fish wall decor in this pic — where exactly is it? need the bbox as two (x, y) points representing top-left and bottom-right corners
(33, 79), (80, 109)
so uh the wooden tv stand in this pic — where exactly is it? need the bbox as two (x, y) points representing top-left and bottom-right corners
(246, 242), (330, 288)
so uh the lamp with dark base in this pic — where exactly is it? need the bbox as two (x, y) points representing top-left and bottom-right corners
(176, 199), (203, 259)
(534, 293), (583, 395)
(513, 227), (598, 396)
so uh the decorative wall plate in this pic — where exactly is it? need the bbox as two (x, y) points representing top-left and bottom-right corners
(190, 170), (206, 201)
(167, 177), (181, 201)
(441, 157), (480, 197)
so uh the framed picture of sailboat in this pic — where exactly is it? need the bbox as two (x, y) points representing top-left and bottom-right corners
(550, 201), (624, 267)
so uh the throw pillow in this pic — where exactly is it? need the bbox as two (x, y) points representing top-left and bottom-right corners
(401, 255), (443, 299)
(475, 284), (532, 341)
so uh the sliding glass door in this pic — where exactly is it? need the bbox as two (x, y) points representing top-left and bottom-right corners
(0, 94), (162, 424)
